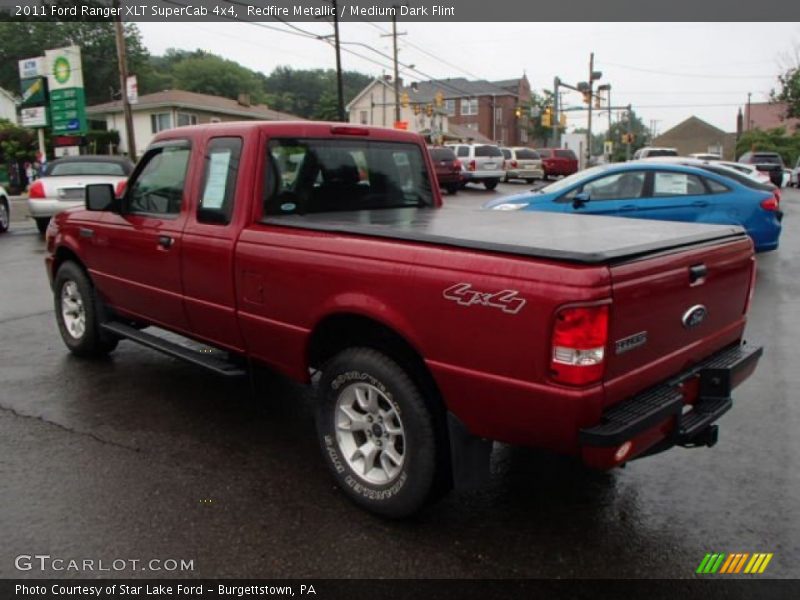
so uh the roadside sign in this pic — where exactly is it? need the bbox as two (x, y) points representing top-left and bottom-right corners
(45, 46), (84, 90)
(45, 46), (87, 135)
(126, 75), (138, 104)
(21, 106), (48, 128)
(604, 141), (614, 155)
(20, 77), (47, 107)
(18, 56), (46, 79)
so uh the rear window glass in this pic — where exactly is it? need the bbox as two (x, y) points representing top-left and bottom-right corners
(699, 165), (772, 191)
(645, 149), (678, 157)
(46, 161), (129, 177)
(501, 149), (511, 159)
(515, 149), (539, 159)
(475, 145), (503, 157)
(753, 154), (783, 165)
(555, 150), (577, 159)
(265, 138), (434, 215)
(429, 148), (456, 161)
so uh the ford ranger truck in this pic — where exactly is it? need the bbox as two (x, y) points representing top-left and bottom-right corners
(44, 122), (762, 518)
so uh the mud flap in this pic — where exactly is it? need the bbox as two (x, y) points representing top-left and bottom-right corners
(447, 412), (492, 491)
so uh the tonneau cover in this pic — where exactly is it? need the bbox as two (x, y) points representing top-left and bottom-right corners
(262, 207), (747, 264)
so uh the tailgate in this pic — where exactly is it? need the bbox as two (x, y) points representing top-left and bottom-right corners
(603, 237), (755, 406)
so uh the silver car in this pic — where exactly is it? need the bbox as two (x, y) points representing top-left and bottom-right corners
(27, 156), (133, 234)
(445, 143), (505, 190)
(501, 147), (544, 183)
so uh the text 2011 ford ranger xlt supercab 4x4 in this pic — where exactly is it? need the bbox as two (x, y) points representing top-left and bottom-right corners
(45, 122), (762, 517)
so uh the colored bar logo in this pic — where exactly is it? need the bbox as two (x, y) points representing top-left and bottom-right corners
(696, 552), (773, 574)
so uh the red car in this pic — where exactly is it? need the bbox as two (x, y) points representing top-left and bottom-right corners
(427, 146), (462, 194)
(536, 148), (579, 178)
(45, 122), (761, 517)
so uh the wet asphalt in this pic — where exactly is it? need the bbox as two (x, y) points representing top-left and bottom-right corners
(0, 184), (798, 580)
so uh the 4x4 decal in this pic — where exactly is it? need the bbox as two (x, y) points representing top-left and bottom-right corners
(442, 283), (526, 314)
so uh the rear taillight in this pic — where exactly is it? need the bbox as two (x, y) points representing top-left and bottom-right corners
(468, 160), (476, 171)
(760, 196), (779, 211)
(115, 180), (127, 197)
(744, 256), (757, 314)
(28, 180), (45, 199)
(550, 304), (609, 386)
(510, 160), (518, 168)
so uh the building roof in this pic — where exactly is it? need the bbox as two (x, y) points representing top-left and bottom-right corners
(407, 77), (524, 102)
(87, 89), (300, 121)
(0, 86), (18, 104)
(655, 115), (729, 139)
(745, 101), (800, 133)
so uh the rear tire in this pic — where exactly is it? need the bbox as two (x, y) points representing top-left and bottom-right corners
(525, 178), (535, 184)
(484, 179), (499, 191)
(0, 198), (9, 233)
(315, 347), (438, 518)
(35, 217), (49, 235)
(445, 184), (459, 195)
(54, 261), (118, 357)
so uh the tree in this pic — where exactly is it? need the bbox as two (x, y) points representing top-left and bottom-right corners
(772, 44), (800, 120)
(171, 52), (268, 104)
(0, 19), (150, 105)
(524, 90), (565, 146)
(0, 119), (37, 163)
(603, 109), (651, 162)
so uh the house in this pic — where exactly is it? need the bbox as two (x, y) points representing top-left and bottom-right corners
(744, 101), (799, 134)
(0, 86), (18, 123)
(87, 89), (301, 156)
(346, 74), (531, 146)
(652, 116), (737, 160)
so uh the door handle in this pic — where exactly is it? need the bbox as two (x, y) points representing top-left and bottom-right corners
(157, 235), (174, 249)
(692, 200), (709, 207)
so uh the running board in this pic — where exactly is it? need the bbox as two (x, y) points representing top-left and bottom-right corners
(101, 322), (246, 378)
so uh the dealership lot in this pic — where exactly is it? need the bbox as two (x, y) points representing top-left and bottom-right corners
(1, 185), (798, 579)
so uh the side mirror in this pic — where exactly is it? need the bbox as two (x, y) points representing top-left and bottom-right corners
(85, 184), (117, 212)
(572, 191), (590, 208)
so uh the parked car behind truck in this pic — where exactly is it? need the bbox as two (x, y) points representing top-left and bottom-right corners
(46, 122), (762, 517)
(445, 142), (504, 189)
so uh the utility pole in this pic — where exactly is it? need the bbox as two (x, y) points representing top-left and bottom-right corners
(113, 5), (136, 160)
(382, 9), (406, 124)
(331, 0), (345, 121)
(626, 103), (633, 161)
(746, 92), (752, 131)
(551, 77), (560, 148)
(586, 52), (594, 169)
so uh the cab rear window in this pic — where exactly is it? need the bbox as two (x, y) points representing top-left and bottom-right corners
(265, 138), (434, 215)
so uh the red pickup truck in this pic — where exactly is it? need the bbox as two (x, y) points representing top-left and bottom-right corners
(45, 122), (762, 517)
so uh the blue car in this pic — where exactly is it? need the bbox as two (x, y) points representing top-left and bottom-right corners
(484, 162), (783, 252)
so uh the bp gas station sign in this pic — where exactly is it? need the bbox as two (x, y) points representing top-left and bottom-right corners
(44, 46), (87, 135)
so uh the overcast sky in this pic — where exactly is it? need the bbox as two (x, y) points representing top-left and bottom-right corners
(137, 21), (800, 135)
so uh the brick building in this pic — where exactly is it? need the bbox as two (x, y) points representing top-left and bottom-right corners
(652, 116), (737, 160)
(743, 101), (799, 134)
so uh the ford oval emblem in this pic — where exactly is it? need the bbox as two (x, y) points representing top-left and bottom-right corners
(682, 304), (708, 329)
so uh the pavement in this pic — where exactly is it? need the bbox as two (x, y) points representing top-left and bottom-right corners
(1, 183), (798, 579)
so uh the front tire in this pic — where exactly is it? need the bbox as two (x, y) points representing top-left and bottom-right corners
(316, 348), (438, 518)
(35, 217), (49, 235)
(54, 261), (118, 357)
(0, 198), (9, 233)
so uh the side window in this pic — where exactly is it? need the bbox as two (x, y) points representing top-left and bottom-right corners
(198, 137), (242, 225)
(457, 146), (469, 158)
(581, 171), (646, 201)
(705, 178), (730, 194)
(127, 145), (191, 215)
(653, 172), (706, 196)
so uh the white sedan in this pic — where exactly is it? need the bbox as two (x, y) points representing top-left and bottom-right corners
(27, 156), (133, 234)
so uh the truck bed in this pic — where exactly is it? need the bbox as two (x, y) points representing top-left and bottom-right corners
(262, 207), (747, 264)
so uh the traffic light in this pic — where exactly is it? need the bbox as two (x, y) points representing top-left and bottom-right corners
(559, 112), (567, 127)
(434, 91), (444, 108)
(515, 106), (522, 118)
(541, 107), (552, 128)
(401, 92), (410, 108)
(594, 95), (602, 109)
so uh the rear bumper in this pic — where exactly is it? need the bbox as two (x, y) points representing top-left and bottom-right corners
(579, 342), (762, 468)
(27, 198), (80, 219)
(462, 170), (504, 181)
(506, 168), (544, 179)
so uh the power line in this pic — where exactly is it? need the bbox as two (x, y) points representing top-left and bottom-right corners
(603, 61), (777, 80)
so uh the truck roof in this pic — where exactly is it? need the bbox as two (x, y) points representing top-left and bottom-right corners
(152, 121), (425, 144)
(264, 207), (747, 264)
